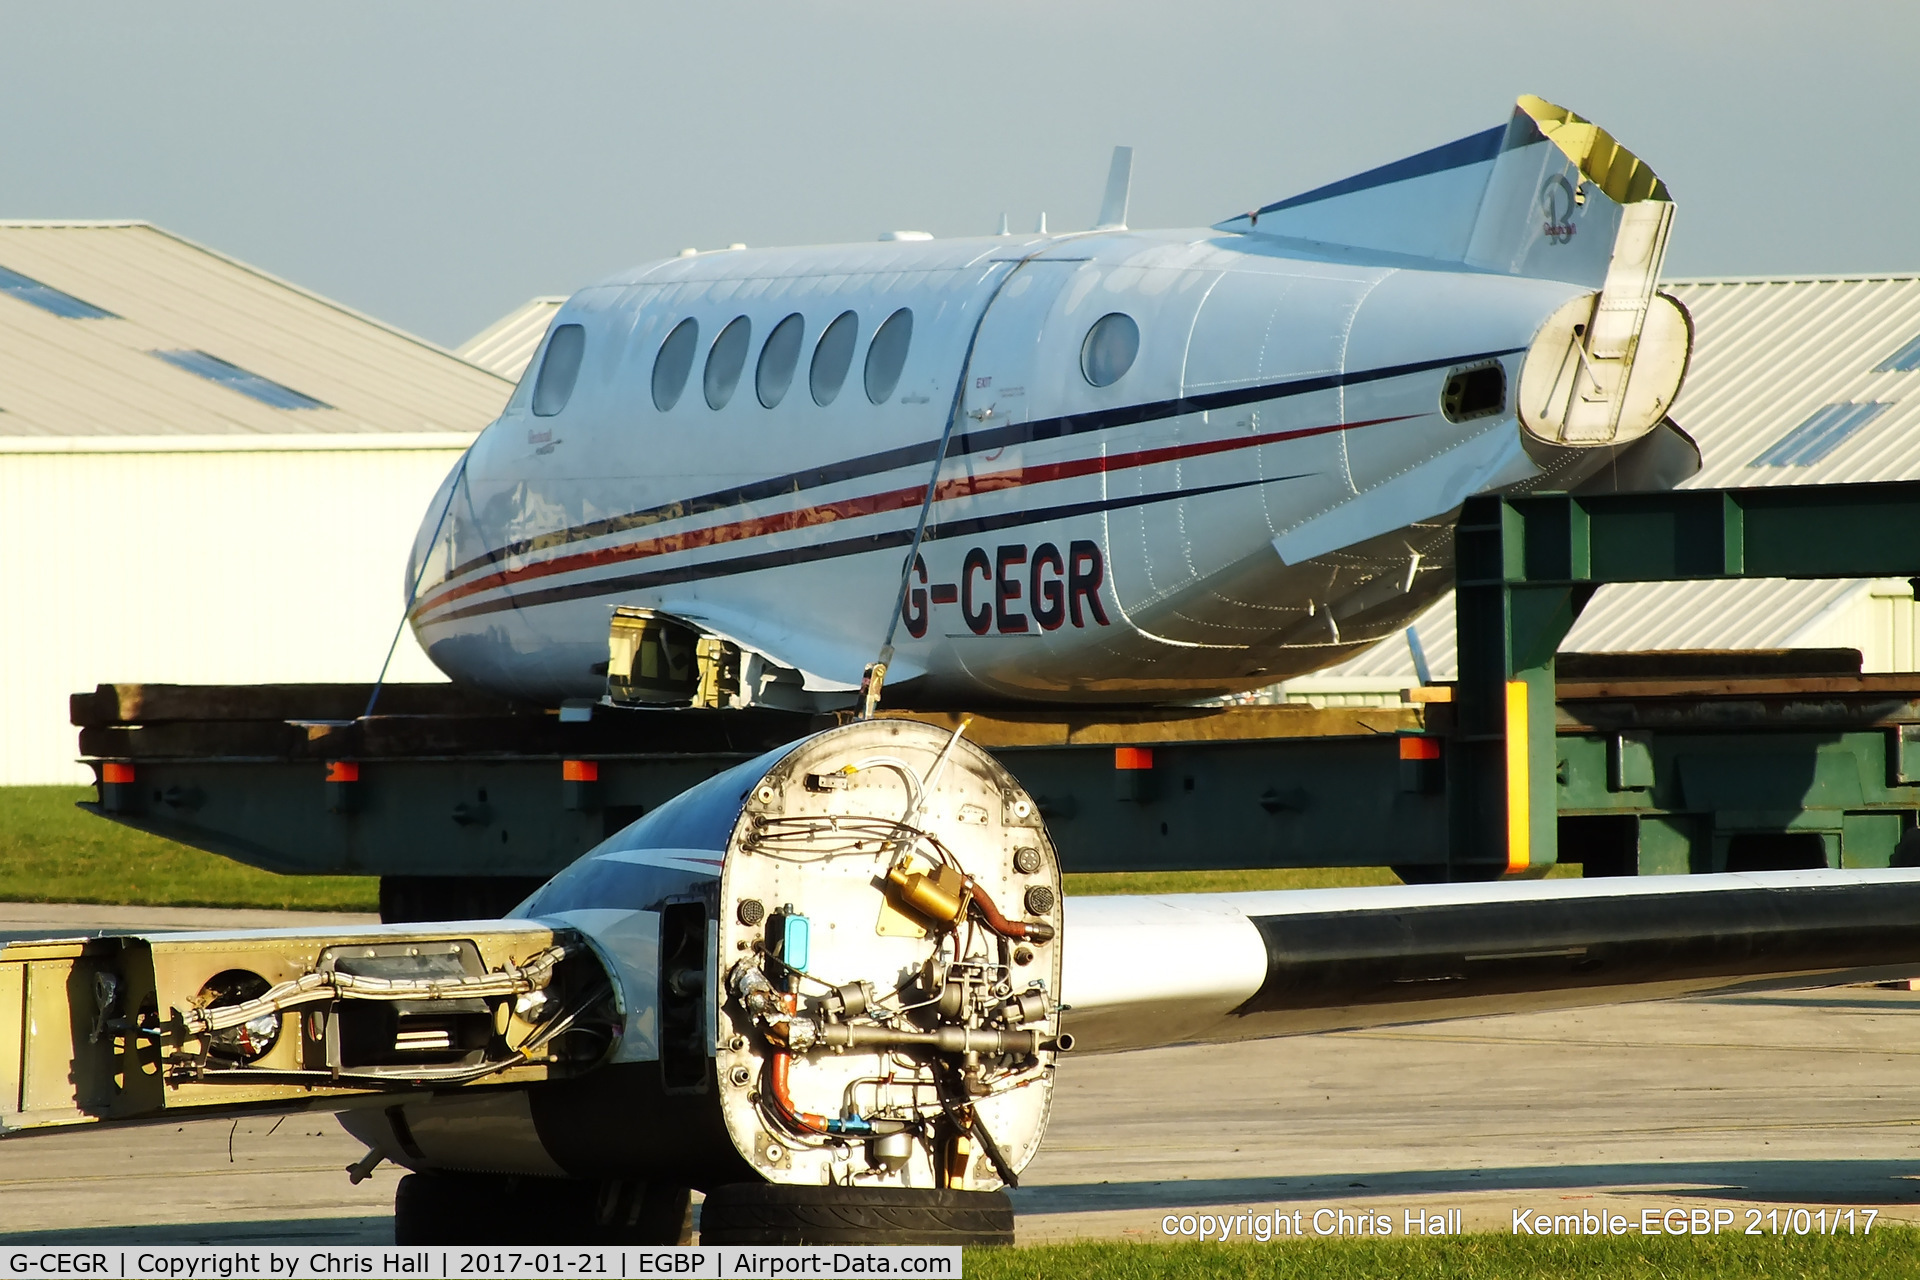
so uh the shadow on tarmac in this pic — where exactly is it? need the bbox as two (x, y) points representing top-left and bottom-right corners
(1011, 1159), (1920, 1215)
(0, 1218), (391, 1245)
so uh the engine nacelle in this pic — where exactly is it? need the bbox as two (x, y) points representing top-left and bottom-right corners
(518, 715), (1064, 1193)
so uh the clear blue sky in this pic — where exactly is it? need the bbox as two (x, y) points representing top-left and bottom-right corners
(6, 1), (1913, 348)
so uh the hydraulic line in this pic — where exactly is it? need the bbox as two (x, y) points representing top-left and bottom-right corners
(767, 1051), (908, 1138)
(178, 942), (577, 1037)
(967, 882), (1056, 943)
(817, 1023), (1043, 1054)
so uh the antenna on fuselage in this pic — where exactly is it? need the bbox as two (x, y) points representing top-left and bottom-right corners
(996, 213), (1009, 236)
(1035, 212), (1047, 234)
(1094, 145), (1133, 231)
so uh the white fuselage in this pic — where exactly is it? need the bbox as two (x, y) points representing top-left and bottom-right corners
(408, 228), (1601, 706)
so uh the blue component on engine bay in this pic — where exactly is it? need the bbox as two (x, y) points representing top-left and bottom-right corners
(777, 911), (810, 974)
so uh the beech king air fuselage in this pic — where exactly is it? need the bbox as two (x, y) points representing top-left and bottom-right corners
(407, 96), (1695, 708)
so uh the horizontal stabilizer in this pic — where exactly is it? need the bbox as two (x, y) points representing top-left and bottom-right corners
(1217, 95), (1670, 290)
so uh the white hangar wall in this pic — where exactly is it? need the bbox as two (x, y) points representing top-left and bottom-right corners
(0, 221), (514, 784)
(0, 437), (468, 784)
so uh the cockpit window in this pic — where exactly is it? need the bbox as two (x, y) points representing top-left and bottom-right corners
(705, 316), (752, 410)
(810, 311), (859, 407)
(757, 313), (805, 408)
(1080, 313), (1139, 388)
(652, 318), (699, 411)
(531, 323), (585, 417)
(864, 308), (913, 404)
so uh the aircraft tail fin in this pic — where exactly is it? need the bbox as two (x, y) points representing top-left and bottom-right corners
(1216, 95), (1671, 291)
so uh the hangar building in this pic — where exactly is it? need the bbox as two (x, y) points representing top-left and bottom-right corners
(0, 221), (511, 784)
(457, 296), (564, 380)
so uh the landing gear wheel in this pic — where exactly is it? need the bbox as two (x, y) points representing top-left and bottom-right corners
(394, 1172), (691, 1244)
(697, 1184), (1014, 1246)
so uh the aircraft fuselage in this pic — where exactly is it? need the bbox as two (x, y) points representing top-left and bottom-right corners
(408, 228), (1627, 706)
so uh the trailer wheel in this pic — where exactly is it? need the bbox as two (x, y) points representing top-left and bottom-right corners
(697, 1184), (1014, 1246)
(394, 1172), (691, 1244)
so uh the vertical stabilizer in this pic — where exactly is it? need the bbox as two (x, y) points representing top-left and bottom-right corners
(1218, 95), (1672, 293)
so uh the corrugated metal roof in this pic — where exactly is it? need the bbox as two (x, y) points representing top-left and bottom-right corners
(1293, 272), (1920, 687)
(0, 222), (512, 437)
(1671, 274), (1920, 487)
(457, 296), (565, 381)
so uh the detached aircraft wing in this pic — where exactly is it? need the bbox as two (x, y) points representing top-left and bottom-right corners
(8, 722), (1919, 1227)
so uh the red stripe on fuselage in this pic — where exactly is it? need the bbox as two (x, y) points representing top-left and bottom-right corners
(411, 414), (1414, 623)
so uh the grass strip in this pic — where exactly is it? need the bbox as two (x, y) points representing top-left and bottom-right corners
(0, 786), (376, 911)
(967, 1231), (1913, 1280)
(0, 786), (1576, 911)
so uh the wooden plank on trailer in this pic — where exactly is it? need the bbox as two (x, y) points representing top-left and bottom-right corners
(69, 683), (541, 727)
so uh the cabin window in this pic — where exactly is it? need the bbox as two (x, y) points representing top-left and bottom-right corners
(530, 323), (585, 417)
(1080, 312), (1139, 388)
(811, 310), (859, 406)
(756, 313), (805, 408)
(705, 315), (753, 409)
(1440, 361), (1506, 423)
(652, 318), (699, 412)
(864, 308), (914, 404)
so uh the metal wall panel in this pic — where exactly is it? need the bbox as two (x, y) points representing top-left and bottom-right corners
(0, 445), (465, 784)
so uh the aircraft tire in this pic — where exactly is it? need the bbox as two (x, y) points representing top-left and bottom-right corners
(393, 1172), (692, 1244)
(697, 1183), (1014, 1246)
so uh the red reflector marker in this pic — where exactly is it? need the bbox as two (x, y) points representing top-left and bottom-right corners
(101, 762), (136, 784)
(1398, 737), (1442, 761)
(325, 761), (361, 783)
(1113, 747), (1154, 771)
(563, 759), (600, 782)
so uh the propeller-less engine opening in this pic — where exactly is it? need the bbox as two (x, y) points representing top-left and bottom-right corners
(706, 721), (1064, 1192)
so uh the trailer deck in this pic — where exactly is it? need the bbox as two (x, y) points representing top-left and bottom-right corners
(68, 652), (1920, 919)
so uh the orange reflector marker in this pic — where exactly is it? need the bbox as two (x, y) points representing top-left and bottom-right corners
(1504, 681), (1530, 874)
(563, 759), (599, 782)
(1113, 747), (1154, 771)
(1398, 736), (1441, 761)
(325, 761), (360, 783)
(101, 762), (135, 784)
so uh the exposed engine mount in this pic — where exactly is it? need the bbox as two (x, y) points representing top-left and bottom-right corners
(707, 719), (1064, 1190)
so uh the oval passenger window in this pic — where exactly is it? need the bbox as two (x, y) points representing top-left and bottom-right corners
(756, 313), (805, 409)
(705, 316), (752, 410)
(531, 324), (585, 417)
(864, 308), (914, 404)
(810, 311), (859, 407)
(652, 318), (699, 412)
(1080, 312), (1140, 388)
